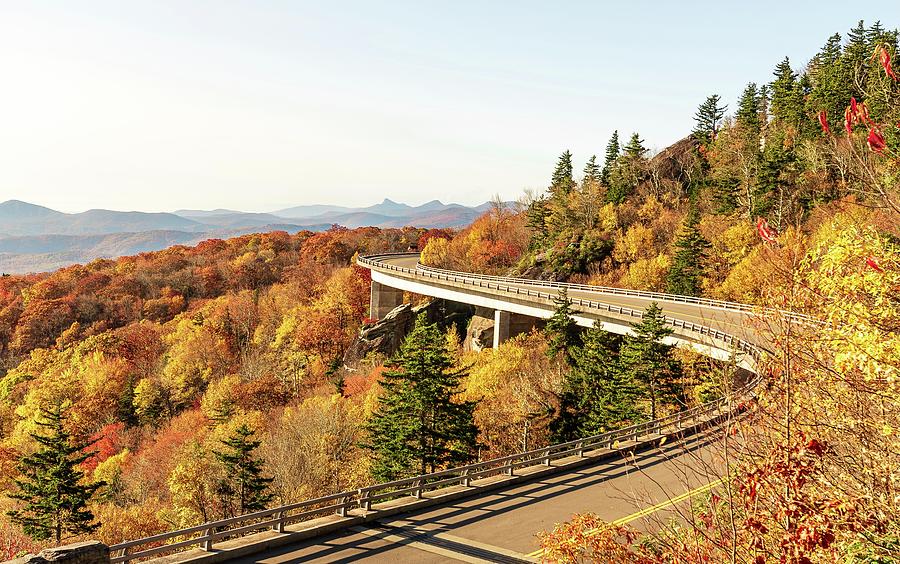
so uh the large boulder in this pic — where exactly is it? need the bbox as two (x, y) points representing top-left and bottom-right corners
(13, 542), (110, 564)
(465, 307), (495, 352)
(648, 135), (701, 188)
(344, 299), (473, 363)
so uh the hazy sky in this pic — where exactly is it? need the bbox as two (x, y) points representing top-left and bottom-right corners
(0, 2), (896, 213)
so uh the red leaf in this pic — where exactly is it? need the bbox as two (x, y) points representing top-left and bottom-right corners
(867, 128), (886, 154)
(756, 217), (778, 243)
(817, 110), (830, 135)
(805, 438), (826, 456)
(866, 256), (884, 273)
(876, 45), (899, 80)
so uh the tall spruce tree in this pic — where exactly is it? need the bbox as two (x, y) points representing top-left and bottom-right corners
(862, 22), (899, 119)
(7, 405), (103, 543)
(365, 314), (478, 481)
(214, 424), (274, 518)
(604, 133), (646, 204)
(666, 205), (711, 297)
(692, 94), (728, 144)
(735, 83), (761, 136)
(552, 324), (639, 441)
(525, 196), (550, 249)
(601, 131), (620, 184)
(769, 57), (805, 129)
(620, 303), (683, 420)
(550, 151), (576, 199)
(544, 289), (581, 364)
(809, 33), (849, 132)
(582, 155), (601, 187)
(623, 133), (647, 159)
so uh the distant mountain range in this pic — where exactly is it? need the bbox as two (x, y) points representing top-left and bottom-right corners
(0, 198), (498, 274)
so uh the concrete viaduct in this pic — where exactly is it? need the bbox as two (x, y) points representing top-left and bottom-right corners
(100, 253), (775, 564)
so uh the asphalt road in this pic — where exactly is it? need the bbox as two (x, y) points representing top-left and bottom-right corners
(233, 429), (733, 563)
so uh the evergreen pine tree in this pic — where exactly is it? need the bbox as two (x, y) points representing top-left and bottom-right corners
(213, 424), (274, 517)
(549, 151), (575, 199)
(867, 20), (886, 45)
(666, 205), (711, 297)
(846, 20), (869, 59)
(364, 314), (478, 481)
(582, 155), (601, 187)
(623, 133), (647, 159)
(601, 131), (620, 184)
(7, 405), (103, 543)
(552, 324), (639, 441)
(604, 133), (646, 204)
(117, 377), (138, 427)
(544, 289), (581, 364)
(769, 57), (805, 129)
(809, 33), (850, 133)
(525, 196), (550, 249)
(842, 21), (870, 101)
(735, 83), (761, 136)
(620, 303), (683, 420)
(692, 94), (728, 144)
(862, 22), (899, 119)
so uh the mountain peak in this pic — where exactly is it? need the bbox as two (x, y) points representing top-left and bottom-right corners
(0, 200), (64, 220)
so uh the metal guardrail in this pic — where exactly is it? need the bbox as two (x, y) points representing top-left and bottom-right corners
(382, 252), (814, 324)
(109, 253), (765, 563)
(417, 262), (765, 313)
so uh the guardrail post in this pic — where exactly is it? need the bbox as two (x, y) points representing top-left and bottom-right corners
(273, 510), (285, 533)
(576, 441), (584, 457)
(543, 449), (551, 466)
(360, 489), (371, 512)
(507, 462), (515, 477)
(461, 468), (471, 487)
(337, 494), (349, 517)
(414, 479), (423, 499)
(119, 547), (129, 563)
(203, 528), (214, 551)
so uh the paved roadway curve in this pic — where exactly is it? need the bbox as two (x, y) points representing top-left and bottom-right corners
(231, 255), (765, 563)
(235, 430), (731, 563)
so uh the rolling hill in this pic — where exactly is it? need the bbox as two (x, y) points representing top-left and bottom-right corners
(0, 198), (501, 273)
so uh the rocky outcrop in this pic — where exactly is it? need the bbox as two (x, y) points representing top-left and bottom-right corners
(344, 299), (473, 363)
(517, 252), (566, 282)
(465, 307), (496, 352)
(13, 542), (110, 564)
(648, 135), (701, 189)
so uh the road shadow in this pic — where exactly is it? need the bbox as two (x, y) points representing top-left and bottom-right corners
(234, 425), (725, 563)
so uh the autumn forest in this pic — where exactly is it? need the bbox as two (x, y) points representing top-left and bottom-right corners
(2, 19), (900, 563)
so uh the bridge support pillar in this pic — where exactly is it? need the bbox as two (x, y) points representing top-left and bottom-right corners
(493, 310), (510, 348)
(370, 281), (403, 320)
